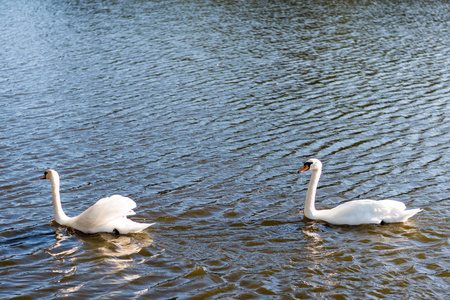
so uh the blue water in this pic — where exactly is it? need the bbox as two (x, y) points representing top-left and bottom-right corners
(1, 0), (449, 298)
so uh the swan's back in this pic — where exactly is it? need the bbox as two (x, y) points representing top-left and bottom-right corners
(316, 199), (421, 225)
(68, 195), (145, 233)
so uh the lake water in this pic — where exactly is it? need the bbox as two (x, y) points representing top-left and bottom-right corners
(1, 0), (449, 298)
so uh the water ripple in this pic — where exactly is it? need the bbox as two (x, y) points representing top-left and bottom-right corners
(1, 0), (449, 299)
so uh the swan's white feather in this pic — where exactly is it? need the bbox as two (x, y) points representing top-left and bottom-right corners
(86, 217), (155, 234)
(66, 195), (153, 233)
(315, 199), (421, 225)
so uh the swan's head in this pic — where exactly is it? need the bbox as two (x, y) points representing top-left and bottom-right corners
(299, 158), (322, 173)
(41, 169), (59, 180)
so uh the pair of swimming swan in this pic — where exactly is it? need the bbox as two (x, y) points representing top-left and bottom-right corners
(41, 159), (421, 234)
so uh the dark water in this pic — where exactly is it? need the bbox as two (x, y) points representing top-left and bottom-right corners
(1, 0), (449, 298)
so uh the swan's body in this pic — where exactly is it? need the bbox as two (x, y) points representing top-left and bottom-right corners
(41, 169), (154, 234)
(299, 159), (421, 225)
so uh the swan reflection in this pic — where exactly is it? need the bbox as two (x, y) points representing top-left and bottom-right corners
(46, 228), (155, 297)
(95, 232), (154, 257)
(48, 227), (153, 258)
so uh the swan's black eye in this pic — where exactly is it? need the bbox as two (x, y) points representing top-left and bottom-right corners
(44, 171), (48, 176)
(304, 162), (312, 168)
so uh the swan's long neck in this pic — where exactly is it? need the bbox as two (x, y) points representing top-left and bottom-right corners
(304, 168), (321, 219)
(50, 174), (69, 224)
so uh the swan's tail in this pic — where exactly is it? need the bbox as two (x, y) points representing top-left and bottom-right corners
(401, 208), (422, 222)
(126, 221), (155, 234)
(111, 219), (155, 234)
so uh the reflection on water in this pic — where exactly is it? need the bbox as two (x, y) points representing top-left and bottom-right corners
(96, 233), (153, 258)
(1, 0), (449, 298)
(47, 228), (154, 258)
(45, 228), (156, 297)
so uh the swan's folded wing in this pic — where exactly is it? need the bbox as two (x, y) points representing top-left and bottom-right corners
(104, 218), (155, 234)
(377, 200), (421, 222)
(320, 199), (407, 225)
(75, 195), (138, 228)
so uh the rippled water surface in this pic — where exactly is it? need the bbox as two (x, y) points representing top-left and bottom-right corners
(1, 0), (450, 298)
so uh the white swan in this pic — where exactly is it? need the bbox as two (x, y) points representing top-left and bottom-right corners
(41, 169), (154, 234)
(298, 159), (421, 225)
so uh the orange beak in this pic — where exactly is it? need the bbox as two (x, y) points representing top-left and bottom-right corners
(298, 164), (310, 173)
